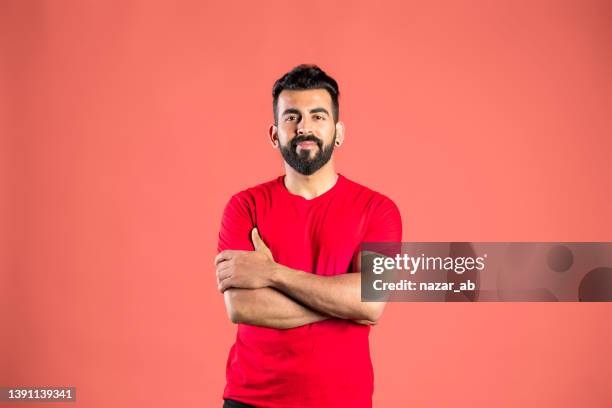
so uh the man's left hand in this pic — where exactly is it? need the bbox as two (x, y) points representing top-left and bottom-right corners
(215, 228), (277, 292)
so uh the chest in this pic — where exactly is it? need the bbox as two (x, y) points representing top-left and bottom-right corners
(255, 200), (368, 275)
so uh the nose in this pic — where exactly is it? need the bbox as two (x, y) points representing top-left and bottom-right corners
(296, 116), (312, 135)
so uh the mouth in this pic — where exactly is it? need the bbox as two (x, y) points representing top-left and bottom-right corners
(296, 141), (319, 150)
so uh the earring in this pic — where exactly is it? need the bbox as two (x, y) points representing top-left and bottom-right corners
(335, 140), (340, 146)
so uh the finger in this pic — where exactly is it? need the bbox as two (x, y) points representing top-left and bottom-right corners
(251, 228), (265, 251)
(216, 260), (231, 283)
(214, 250), (234, 266)
(216, 259), (232, 277)
(216, 265), (232, 282)
(251, 228), (274, 259)
(218, 277), (232, 292)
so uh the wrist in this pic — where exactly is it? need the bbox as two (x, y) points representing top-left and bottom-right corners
(268, 262), (287, 288)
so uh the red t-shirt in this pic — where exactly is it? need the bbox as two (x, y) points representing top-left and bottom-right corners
(217, 173), (402, 408)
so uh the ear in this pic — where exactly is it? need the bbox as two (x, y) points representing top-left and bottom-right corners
(268, 124), (279, 148)
(334, 121), (345, 147)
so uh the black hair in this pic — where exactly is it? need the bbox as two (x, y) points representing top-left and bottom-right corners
(272, 64), (340, 124)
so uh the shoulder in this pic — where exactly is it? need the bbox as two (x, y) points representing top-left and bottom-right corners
(341, 174), (400, 213)
(341, 174), (402, 240)
(218, 177), (282, 252)
(225, 176), (283, 209)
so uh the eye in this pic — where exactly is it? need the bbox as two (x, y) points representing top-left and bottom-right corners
(314, 114), (325, 120)
(285, 115), (297, 122)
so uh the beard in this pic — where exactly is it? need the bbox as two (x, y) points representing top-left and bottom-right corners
(279, 131), (336, 176)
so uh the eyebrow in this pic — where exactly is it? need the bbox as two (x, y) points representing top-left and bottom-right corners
(281, 107), (330, 117)
(310, 107), (330, 116)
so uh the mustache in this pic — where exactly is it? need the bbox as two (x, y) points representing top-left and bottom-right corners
(291, 135), (323, 149)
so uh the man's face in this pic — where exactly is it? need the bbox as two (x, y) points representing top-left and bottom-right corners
(274, 89), (338, 176)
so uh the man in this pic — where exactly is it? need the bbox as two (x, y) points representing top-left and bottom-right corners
(215, 64), (402, 408)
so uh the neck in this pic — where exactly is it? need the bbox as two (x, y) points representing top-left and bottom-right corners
(283, 160), (338, 200)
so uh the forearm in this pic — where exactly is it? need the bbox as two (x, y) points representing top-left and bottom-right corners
(224, 287), (329, 329)
(269, 265), (385, 324)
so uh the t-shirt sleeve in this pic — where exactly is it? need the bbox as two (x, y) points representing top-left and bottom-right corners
(217, 193), (256, 253)
(353, 196), (402, 272)
(362, 195), (403, 243)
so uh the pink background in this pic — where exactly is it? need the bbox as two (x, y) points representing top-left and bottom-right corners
(2, 0), (611, 406)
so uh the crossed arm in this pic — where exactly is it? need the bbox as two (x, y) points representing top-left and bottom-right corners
(222, 287), (329, 329)
(216, 228), (385, 329)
